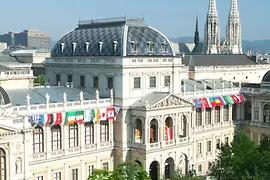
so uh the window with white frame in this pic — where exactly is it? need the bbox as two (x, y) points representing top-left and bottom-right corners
(147, 42), (154, 53)
(87, 165), (94, 177)
(198, 164), (202, 173)
(223, 105), (229, 121)
(0, 148), (6, 180)
(93, 76), (98, 88)
(215, 107), (221, 123)
(216, 139), (221, 149)
(207, 141), (212, 152)
(100, 121), (109, 142)
(54, 172), (61, 180)
(196, 108), (202, 126)
(36, 176), (43, 180)
(197, 142), (202, 154)
(69, 124), (78, 147)
(205, 108), (211, 124)
(107, 77), (113, 89)
(225, 137), (229, 144)
(131, 41), (138, 53)
(134, 77), (141, 89)
(103, 162), (109, 171)
(71, 168), (78, 180)
(85, 122), (94, 145)
(51, 125), (62, 150)
(149, 76), (156, 88)
(33, 127), (44, 154)
(164, 76), (170, 86)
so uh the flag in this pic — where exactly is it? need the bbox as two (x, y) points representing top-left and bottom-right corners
(204, 98), (212, 108)
(75, 111), (84, 124)
(237, 94), (246, 102)
(208, 97), (216, 108)
(226, 95), (235, 104)
(54, 112), (63, 125)
(84, 110), (91, 122)
(43, 114), (54, 126)
(107, 107), (114, 121)
(214, 97), (223, 106)
(198, 98), (205, 109)
(95, 109), (101, 123)
(65, 112), (76, 125)
(165, 127), (173, 141)
(193, 98), (201, 108)
(231, 94), (240, 103)
(99, 108), (107, 121)
(90, 109), (96, 122)
(28, 115), (43, 125)
(218, 96), (227, 105)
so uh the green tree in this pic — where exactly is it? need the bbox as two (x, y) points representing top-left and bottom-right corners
(209, 130), (270, 180)
(34, 74), (46, 86)
(88, 169), (112, 180)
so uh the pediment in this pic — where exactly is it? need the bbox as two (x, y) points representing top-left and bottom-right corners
(147, 94), (194, 110)
(0, 125), (17, 134)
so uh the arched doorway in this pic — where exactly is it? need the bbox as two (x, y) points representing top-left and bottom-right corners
(149, 161), (160, 180)
(150, 119), (159, 143)
(135, 118), (143, 143)
(165, 157), (175, 179)
(135, 160), (142, 167)
(165, 117), (173, 141)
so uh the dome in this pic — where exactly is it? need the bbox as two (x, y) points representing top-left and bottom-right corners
(51, 17), (175, 57)
(262, 70), (270, 82)
(0, 86), (11, 106)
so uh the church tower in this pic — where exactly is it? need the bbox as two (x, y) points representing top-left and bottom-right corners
(204, 0), (220, 54)
(225, 0), (242, 54)
(194, 15), (199, 46)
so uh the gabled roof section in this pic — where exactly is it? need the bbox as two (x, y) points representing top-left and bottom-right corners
(0, 124), (18, 134)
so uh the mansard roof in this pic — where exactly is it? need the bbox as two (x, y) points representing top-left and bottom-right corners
(182, 54), (258, 66)
(51, 17), (174, 57)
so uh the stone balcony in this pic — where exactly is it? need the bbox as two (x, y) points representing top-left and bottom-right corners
(0, 70), (33, 80)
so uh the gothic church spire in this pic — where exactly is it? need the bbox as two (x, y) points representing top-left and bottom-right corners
(204, 0), (220, 54)
(225, 0), (242, 54)
(194, 14), (199, 46)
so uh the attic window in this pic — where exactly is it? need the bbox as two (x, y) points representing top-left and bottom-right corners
(147, 41), (154, 54)
(98, 41), (103, 54)
(131, 41), (138, 54)
(162, 42), (168, 53)
(72, 42), (77, 53)
(113, 41), (118, 54)
(85, 42), (90, 53)
(60, 43), (65, 53)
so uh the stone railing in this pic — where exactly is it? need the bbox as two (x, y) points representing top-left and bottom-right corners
(241, 87), (262, 94)
(0, 70), (33, 79)
(195, 64), (269, 71)
(182, 87), (240, 98)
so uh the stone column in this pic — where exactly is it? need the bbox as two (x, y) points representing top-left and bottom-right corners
(258, 133), (261, 145)
(160, 120), (164, 143)
(46, 126), (51, 156)
(220, 106), (224, 124)
(212, 135), (216, 157)
(109, 120), (114, 147)
(64, 163), (69, 179)
(236, 103), (241, 120)
(202, 109), (206, 127)
(96, 122), (100, 149)
(229, 105), (233, 124)
(81, 160), (85, 180)
(203, 136), (206, 160)
(47, 167), (51, 180)
(250, 131), (253, 141)
(144, 123), (148, 144)
(63, 125), (68, 155)
(80, 124), (84, 152)
(193, 138), (197, 162)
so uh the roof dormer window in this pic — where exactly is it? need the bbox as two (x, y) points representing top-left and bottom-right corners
(131, 41), (138, 54)
(72, 42), (77, 53)
(162, 42), (168, 53)
(85, 42), (90, 53)
(147, 41), (154, 54)
(60, 43), (65, 54)
(98, 41), (103, 54)
(113, 41), (118, 54)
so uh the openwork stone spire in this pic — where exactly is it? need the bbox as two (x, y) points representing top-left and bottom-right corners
(225, 0), (242, 54)
(204, 0), (220, 54)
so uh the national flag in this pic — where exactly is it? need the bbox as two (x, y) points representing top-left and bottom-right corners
(204, 98), (212, 108)
(53, 112), (63, 125)
(114, 106), (121, 121)
(198, 98), (205, 109)
(107, 107), (114, 121)
(90, 109), (96, 122)
(165, 127), (173, 141)
(28, 115), (43, 125)
(75, 111), (84, 124)
(84, 110), (91, 122)
(208, 97), (217, 108)
(42, 114), (54, 126)
(95, 109), (101, 123)
(214, 97), (223, 106)
(218, 96), (227, 105)
(237, 94), (246, 102)
(231, 94), (240, 103)
(65, 112), (76, 125)
(99, 108), (107, 121)
(226, 95), (235, 104)
(193, 98), (201, 108)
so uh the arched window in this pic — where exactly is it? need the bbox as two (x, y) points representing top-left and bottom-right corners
(263, 104), (270, 123)
(0, 148), (6, 180)
(196, 108), (202, 126)
(33, 127), (44, 153)
(165, 117), (173, 141)
(69, 124), (78, 147)
(135, 118), (143, 143)
(244, 102), (252, 120)
(150, 119), (159, 143)
(51, 125), (62, 150)
(85, 122), (94, 145)
(100, 121), (109, 142)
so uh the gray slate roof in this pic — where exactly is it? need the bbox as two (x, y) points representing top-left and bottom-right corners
(51, 17), (174, 57)
(182, 54), (258, 66)
(132, 92), (169, 108)
(6, 86), (95, 106)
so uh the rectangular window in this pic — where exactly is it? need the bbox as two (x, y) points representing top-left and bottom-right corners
(196, 108), (202, 126)
(216, 139), (221, 149)
(134, 77), (141, 89)
(223, 105), (229, 121)
(100, 121), (109, 142)
(197, 142), (202, 154)
(93, 76), (98, 88)
(205, 108), (211, 125)
(215, 107), (221, 123)
(164, 76), (170, 86)
(225, 137), (229, 144)
(80, 76), (85, 87)
(207, 141), (212, 152)
(103, 162), (109, 171)
(56, 74), (60, 83)
(72, 169), (78, 180)
(54, 172), (61, 180)
(107, 77), (113, 89)
(36, 176), (43, 180)
(87, 165), (94, 177)
(149, 76), (156, 88)
(68, 75), (73, 82)
(85, 122), (94, 145)
(198, 165), (202, 172)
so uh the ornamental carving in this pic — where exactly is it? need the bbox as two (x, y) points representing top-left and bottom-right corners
(152, 95), (191, 109)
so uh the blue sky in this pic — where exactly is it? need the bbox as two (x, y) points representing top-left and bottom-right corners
(0, 0), (268, 40)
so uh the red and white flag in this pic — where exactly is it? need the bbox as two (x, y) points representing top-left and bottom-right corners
(107, 107), (114, 121)
(53, 112), (64, 125)
(166, 127), (173, 141)
(99, 108), (107, 121)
